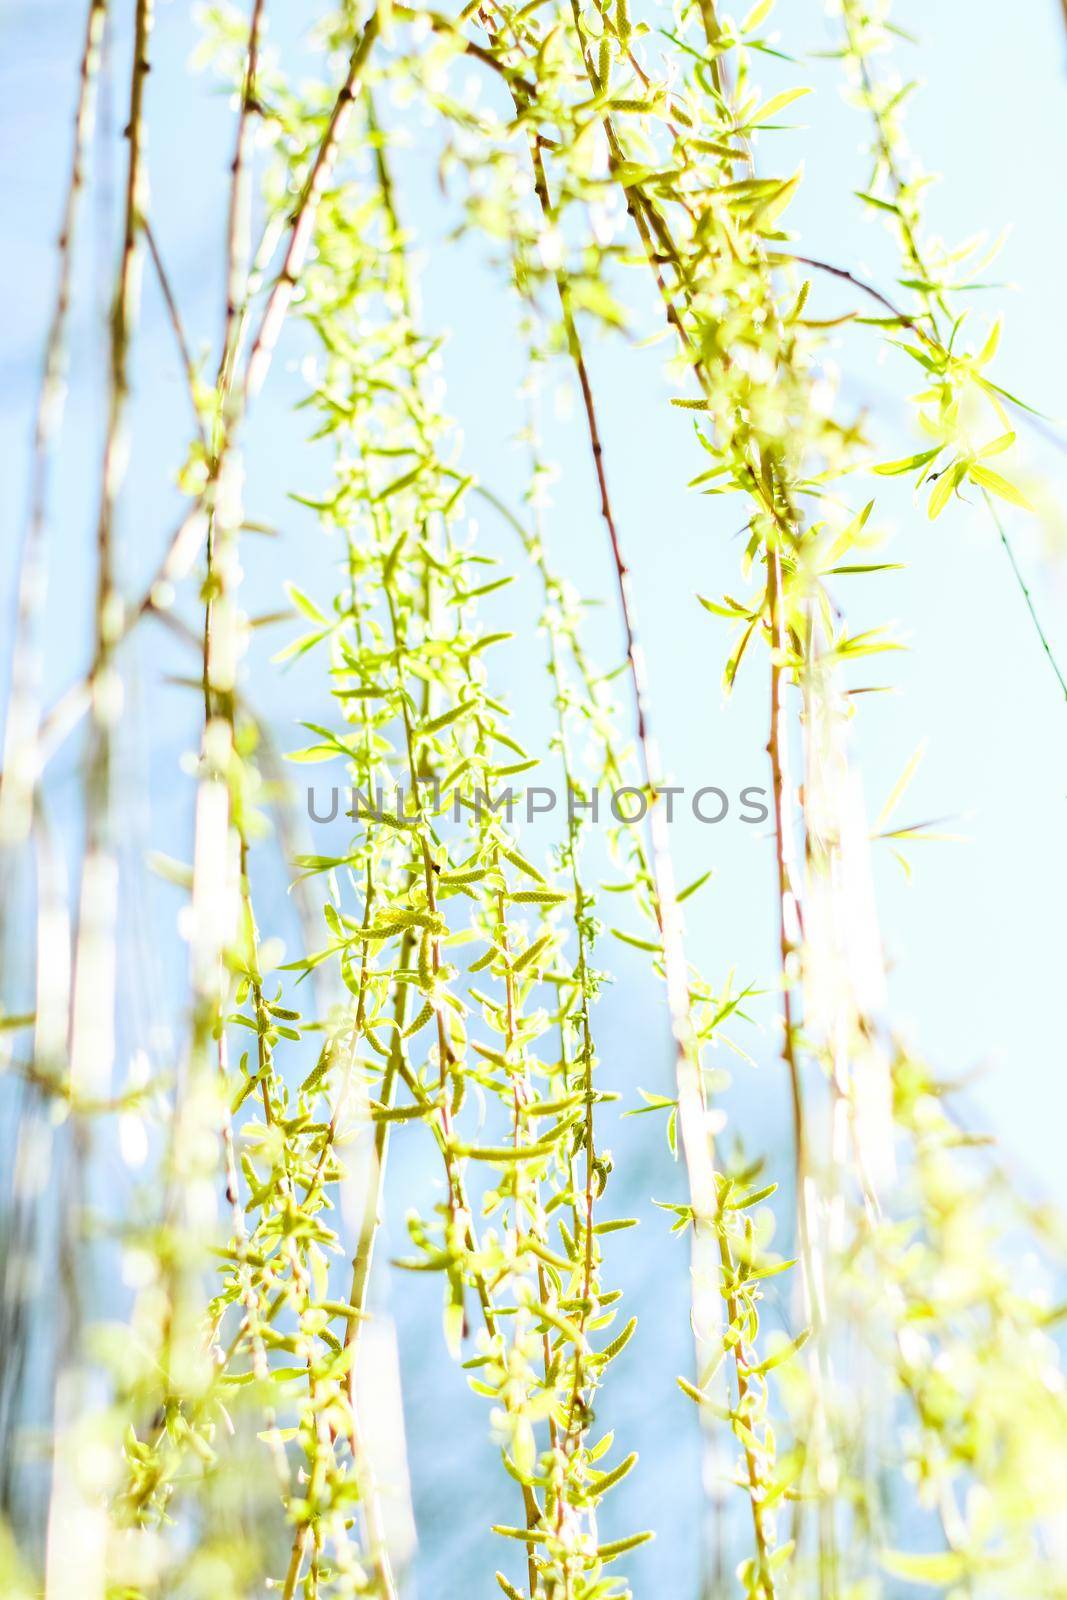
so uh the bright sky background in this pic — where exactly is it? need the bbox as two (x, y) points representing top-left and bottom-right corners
(4, 1), (1067, 1592)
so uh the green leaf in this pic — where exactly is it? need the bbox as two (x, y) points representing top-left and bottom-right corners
(677, 869), (713, 903)
(855, 189), (900, 215)
(745, 1256), (796, 1282)
(500, 845), (545, 884)
(748, 1327), (810, 1375)
(596, 1316), (637, 1365)
(830, 562), (903, 576)
(881, 1550), (968, 1585)
(927, 464), (961, 520)
(972, 315), (1001, 369)
(378, 464), (424, 501)
(371, 1102), (428, 1123)
(285, 582), (328, 624)
(697, 594), (749, 620)
(512, 934), (554, 974)
(0, 1013), (35, 1032)
(591, 1450), (638, 1495)
(146, 851), (194, 890)
(872, 447), (940, 477)
(876, 740), (927, 830)
(741, 0), (774, 32)
(597, 1531), (655, 1561)
(422, 698), (472, 736)
(969, 463), (1033, 511)
(978, 430), (1015, 458)
(451, 1140), (558, 1163)
(748, 86), (811, 125)
(382, 530), (408, 580)
(611, 928), (661, 954)
(286, 745), (340, 764)
(725, 1181), (777, 1210)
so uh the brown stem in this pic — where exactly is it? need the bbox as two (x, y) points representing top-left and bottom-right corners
(244, 12), (380, 401)
(765, 550), (816, 1317)
(220, 0), (266, 386)
(144, 218), (207, 444)
(49, 9), (151, 1590)
(0, 0), (107, 849)
(19, 11), (383, 786)
(498, 1), (724, 1430)
(69, 0), (153, 1097)
(778, 252), (927, 341)
(392, 3), (536, 94)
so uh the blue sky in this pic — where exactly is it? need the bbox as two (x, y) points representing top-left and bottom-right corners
(5, 0), (1065, 1177)
(4, 1), (1067, 1590)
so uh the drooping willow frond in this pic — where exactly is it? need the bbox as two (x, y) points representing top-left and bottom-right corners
(1, 4), (1066, 1599)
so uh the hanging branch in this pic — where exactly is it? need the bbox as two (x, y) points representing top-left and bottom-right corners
(265, 72), (651, 1586)
(64, 0), (152, 1113)
(243, 12), (380, 403)
(67, 0), (152, 1237)
(482, 0), (725, 1482)
(0, 802), (73, 1514)
(45, 5), (153, 1596)
(143, 218), (207, 445)
(8, 5), (1067, 1598)
(15, 6), (384, 794)
(0, 0), (109, 852)
(220, 0), (267, 388)
(0, 0), (107, 1529)
(837, 0), (1067, 703)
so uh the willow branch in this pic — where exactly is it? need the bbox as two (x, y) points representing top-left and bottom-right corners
(221, 0), (266, 383)
(393, 3), (536, 94)
(144, 217), (207, 445)
(492, 0), (719, 1200)
(17, 7), (383, 789)
(0, 0), (107, 849)
(776, 251), (927, 340)
(838, 2), (1067, 702)
(244, 10), (380, 402)
(514, 0), (725, 1360)
(47, 7), (152, 1592)
(515, 406), (601, 1494)
(69, 0), (153, 1096)
(980, 489), (1067, 701)
(765, 551), (816, 1307)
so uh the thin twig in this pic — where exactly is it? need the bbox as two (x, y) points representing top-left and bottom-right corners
(15, 9), (384, 789)
(838, 1), (1067, 699)
(143, 217), (207, 445)
(491, 0), (720, 1234)
(47, 8), (151, 1596)
(219, 0), (266, 392)
(778, 251), (927, 340)
(69, 0), (153, 1094)
(980, 489), (1067, 701)
(244, 12), (380, 402)
(781, 249), (1067, 459)
(0, 0), (108, 848)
